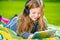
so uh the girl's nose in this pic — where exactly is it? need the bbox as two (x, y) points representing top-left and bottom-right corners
(35, 14), (39, 18)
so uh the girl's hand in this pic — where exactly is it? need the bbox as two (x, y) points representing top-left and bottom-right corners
(49, 34), (55, 38)
(28, 34), (33, 40)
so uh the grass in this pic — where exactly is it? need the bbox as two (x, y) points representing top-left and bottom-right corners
(44, 2), (60, 26)
(0, 1), (60, 26)
(0, 1), (26, 19)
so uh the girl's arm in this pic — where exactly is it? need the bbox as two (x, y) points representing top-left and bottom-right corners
(21, 32), (33, 39)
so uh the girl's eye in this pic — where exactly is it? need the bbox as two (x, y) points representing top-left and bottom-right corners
(32, 12), (35, 14)
(38, 13), (40, 14)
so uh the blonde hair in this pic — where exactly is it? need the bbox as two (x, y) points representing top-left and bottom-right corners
(18, 0), (46, 34)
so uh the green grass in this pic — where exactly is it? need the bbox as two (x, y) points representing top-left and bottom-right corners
(0, 1), (26, 19)
(0, 1), (60, 26)
(44, 2), (60, 26)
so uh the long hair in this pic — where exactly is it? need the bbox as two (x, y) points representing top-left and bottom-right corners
(18, 0), (46, 34)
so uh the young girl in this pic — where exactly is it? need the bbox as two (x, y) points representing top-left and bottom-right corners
(18, 0), (48, 39)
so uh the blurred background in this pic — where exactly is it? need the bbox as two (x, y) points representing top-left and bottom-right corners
(0, 0), (60, 26)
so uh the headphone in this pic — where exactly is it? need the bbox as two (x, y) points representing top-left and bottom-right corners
(24, 6), (29, 15)
(24, 0), (30, 15)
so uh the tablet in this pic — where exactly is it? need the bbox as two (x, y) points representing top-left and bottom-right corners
(32, 30), (56, 39)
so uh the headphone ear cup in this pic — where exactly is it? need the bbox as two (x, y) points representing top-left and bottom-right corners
(24, 6), (29, 15)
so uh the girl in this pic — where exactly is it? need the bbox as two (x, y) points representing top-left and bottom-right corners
(18, 0), (48, 39)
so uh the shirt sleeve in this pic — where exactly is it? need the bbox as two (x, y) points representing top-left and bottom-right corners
(21, 32), (32, 39)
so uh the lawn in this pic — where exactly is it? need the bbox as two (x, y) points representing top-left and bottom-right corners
(44, 2), (60, 26)
(0, 1), (60, 26)
(0, 1), (26, 19)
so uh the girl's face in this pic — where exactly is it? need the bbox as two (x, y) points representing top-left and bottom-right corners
(29, 7), (41, 21)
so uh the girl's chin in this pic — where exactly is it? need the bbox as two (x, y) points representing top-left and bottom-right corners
(32, 19), (37, 21)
